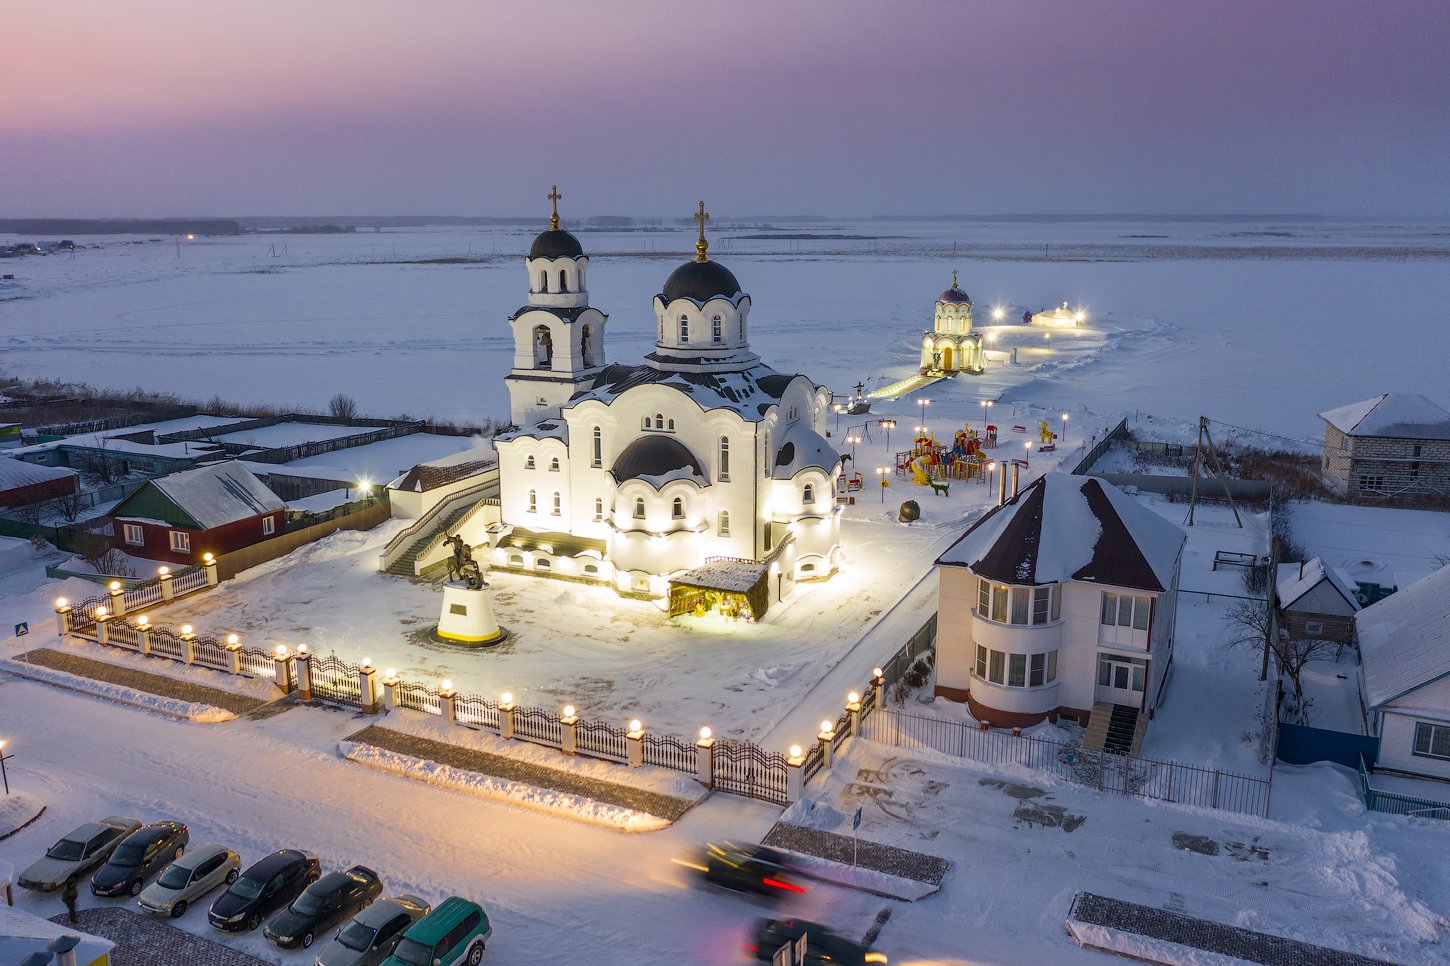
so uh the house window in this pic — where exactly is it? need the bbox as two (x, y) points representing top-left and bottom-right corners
(988, 650), (1005, 685)
(720, 437), (730, 481)
(990, 583), (1008, 623)
(1032, 586), (1050, 624)
(552, 492), (561, 515)
(634, 497), (645, 519)
(1413, 722), (1450, 760)
(549, 457), (560, 472)
(975, 648), (1059, 688)
(1101, 592), (1151, 630)
(803, 484), (815, 505)
(1008, 653), (1026, 688)
(719, 510), (730, 535)
(672, 497), (684, 519)
(679, 315), (689, 342)
(1358, 474), (1384, 491)
(1097, 655), (1147, 692)
(594, 497), (604, 520)
(975, 645), (988, 679)
(712, 315), (722, 342)
(262, 516), (275, 536)
(977, 579), (991, 617)
(1304, 620), (1324, 636)
(169, 530), (190, 553)
(525, 454), (536, 470)
(1051, 584), (1062, 621)
(123, 523), (144, 546)
(1011, 587), (1029, 624)
(1030, 653), (1046, 687)
(592, 427), (602, 467)
(977, 578), (1058, 626)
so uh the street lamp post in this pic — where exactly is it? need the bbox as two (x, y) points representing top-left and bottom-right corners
(1061, 412), (1069, 442)
(876, 466), (888, 502)
(833, 404), (842, 433)
(0, 740), (11, 795)
(987, 460), (996, 494)
(847, 435), (861, 462)
(917, 398), (930, 433)
(880, 419), (896, 453)
(1025, 440), (1033, 465)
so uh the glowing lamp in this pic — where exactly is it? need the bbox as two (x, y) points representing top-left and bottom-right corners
(821, 719), (834, 734)
(384, 667), (397, 680)
(500, 691), (513, 705)
(629, 719), (642, 733)
(136, 615), (148, 627)
(873, 667), (884, 679)
(847, 691), (861, 705)
(699, 726), (712, 741)
(789, 744), (802, 759)
(180, 624), (193, 636)
(274, 644), (288, 658)
(202, 552), (214, 563)
(440, 678), (454, 693)
(55, 597), (68, 609)
(95, 605), (108, 619)
(296, 643), (308, 655)
(563, 705), (576, 718)
(226, 633), (239, 646)
(361, 657), (373, 670)
(158, 566), (169, 576)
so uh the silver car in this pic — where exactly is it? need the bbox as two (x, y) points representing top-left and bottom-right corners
(137, 841), (241, 918)
(18, 815), (140, 892)
(315, 895), (430, 966)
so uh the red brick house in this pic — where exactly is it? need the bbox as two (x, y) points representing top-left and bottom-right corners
(110, 461), (286, 565)
(0, 454), (79, 508)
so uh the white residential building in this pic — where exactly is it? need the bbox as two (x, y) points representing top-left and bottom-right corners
(934, 473), (1186, 750)
(489, 202), (843, 611)
(1357, 564), (1450, 780)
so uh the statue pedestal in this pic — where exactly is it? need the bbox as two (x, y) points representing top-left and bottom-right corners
(433, 585), (507, 647)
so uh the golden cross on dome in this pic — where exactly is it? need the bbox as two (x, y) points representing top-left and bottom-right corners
(951, 270), (958, 289)
(693, 200), (710, 262)
(548, 185), (562, 231)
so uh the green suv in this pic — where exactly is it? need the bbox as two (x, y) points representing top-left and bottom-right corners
(382, 896), (491, 966)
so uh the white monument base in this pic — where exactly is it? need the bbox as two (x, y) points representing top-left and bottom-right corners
(434, 585), (505, 646)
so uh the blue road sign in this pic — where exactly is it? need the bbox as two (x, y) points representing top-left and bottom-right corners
(853, 806), (863, 831)
(14, 622), (28, 637)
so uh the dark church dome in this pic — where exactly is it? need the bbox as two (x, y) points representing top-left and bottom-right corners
(938, 287), (971, 305)
(662, 259), (742, 303)
(610, 435), (705, 483)
(529, 228), (584, 259)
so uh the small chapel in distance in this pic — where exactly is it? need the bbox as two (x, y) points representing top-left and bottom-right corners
(919, 272), (985, 376)
(488, 193), (844, 617)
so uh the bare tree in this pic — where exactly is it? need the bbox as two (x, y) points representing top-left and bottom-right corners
(328, 393), (359, 420)
(76, 440), (125, 485)
(46, 490), (85, 523)
(1224, 600), (1337, 721)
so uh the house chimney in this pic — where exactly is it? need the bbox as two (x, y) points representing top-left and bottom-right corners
(998, 461), (1007, 506)
(1299, 560), (1304, 580)
(51, 935), (82, 966)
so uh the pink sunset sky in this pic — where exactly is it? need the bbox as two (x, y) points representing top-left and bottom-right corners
(6, 0), (1448, 217)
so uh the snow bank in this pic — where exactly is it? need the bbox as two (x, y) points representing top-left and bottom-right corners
(1065, 918), (1249, 966)
(0, 658), (236, 722)
(775, 847), (939, 902)
(0, 792), (46, 841)
(339, 740), (670, 832)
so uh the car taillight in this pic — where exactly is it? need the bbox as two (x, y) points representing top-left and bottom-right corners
(741, 944), (760, 953)
(762, 877), (805, 894)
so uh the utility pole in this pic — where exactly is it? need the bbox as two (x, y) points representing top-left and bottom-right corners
(1185, 416), (1242, 528)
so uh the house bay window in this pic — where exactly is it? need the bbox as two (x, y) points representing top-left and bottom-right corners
(976, 644), (1058, 688)
(1101, 591), (1151, 630)
(976, 577), (1061, 626)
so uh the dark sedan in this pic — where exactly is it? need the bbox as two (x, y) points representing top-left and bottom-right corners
(207, 849), (319, 932)
(91, 821), (188, 898)
(690, 842), (806, 898)
(263, 865), (382, 950)
(748, 918), (887, 965)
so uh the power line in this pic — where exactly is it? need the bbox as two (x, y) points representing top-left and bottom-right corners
(1203, 417), (1318, 449)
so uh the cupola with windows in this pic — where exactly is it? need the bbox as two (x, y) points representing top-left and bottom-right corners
(526, 184), (589, 310)
(649, 201), (757, 372)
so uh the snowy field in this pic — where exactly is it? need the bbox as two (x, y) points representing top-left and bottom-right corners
(4, 219), (1449, 441)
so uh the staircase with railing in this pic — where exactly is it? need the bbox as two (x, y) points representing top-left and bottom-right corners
(378, 478), (499, 578)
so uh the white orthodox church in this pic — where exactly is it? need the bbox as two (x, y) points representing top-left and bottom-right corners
(920, 272), (985, 375)
(488, 195), (844, 614)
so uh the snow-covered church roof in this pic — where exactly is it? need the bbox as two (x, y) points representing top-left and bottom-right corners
(567, 362), (799, 421)
(1358, 564), (1450, 709)
(610, 435), (706, 487)
(937, 473), (1185, 592)
(772, 423), (839, 479)
(1319, 393), (1450, 440)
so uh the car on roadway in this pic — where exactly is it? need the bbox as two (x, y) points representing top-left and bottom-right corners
(17, 816), (141, 892)
(136, 842), (240, 918)
(687, 842), (806, 898)
(91, 821), (189, 898)
(381, 896), (491, 966)
(264, 864), (384, 950)
(747, 918), (888, 965)
(209, 848), (320, 932)
(315, 894), (430, 966)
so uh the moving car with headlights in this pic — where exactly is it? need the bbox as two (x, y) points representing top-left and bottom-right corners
(209, 848), (320, 931)
(264, 864), (383, 950)
(747, 918), (887, 965)
(91, 821), (188, 897)
(381, 896), (491, 966)
(136, 842), (240, 918)
(18, 816), (140, 892)
(681, 842), (805, 898)
(316, 894), (430, 966)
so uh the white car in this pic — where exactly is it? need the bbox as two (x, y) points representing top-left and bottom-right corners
(137, 842), (240, 918)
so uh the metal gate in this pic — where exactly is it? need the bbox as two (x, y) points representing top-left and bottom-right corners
(309, 654), (361, 707)
(714, 740), (789, 805)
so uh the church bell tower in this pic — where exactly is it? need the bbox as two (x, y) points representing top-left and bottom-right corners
(505, 186), (609, 426)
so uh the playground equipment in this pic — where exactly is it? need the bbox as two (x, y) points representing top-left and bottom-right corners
(1040, 420), (1058, 445)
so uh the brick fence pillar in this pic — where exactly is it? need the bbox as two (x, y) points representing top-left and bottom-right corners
(295, 648), (312, 702)
(560, 707), (579, 755)
(696, 729), (715, 787)
(626, 720), (644, 768)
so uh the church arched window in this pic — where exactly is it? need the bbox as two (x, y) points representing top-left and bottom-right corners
(559, 269), (568, 293)
(719, 437), (730, 481)
(672, 497), (684, 519)
(533, 325), (553, 369)
(712, 315), (722, 343)
(594, 497), (604, 519)
(549, 457), (560, 472)
(528, 489), (537, 512)
(803, 484), (816, 505)
(679, 315), (689, 342)
(633, 497), (646, 519)
(667, 418), (675, 431)
(719, 510), (731, 535)
(539, 271), (549, 293)
(552, 492), (561, 515)
(738, 317), (744, 340)
(591, 426), (602, 467)
(654, 414), (664, 430)
(581, 324), (594, 367)
(525, 454), (536, 470)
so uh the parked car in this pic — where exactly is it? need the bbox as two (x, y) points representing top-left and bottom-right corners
(382, 896), (491, 966)
(91, 821), (189, 897)
(693, 842), (804, 898)
(747, 918), (887, 965)
(316, 894), (429, 966)
(264, 864), (383, 950)
(136, 842), (240, 918)
(18, 816), (140, 892)
(209, 848), (320, 932)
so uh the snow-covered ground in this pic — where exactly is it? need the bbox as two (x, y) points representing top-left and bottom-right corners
(1287, 499), (1450, 593)
(4, 220), (1448, 440)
